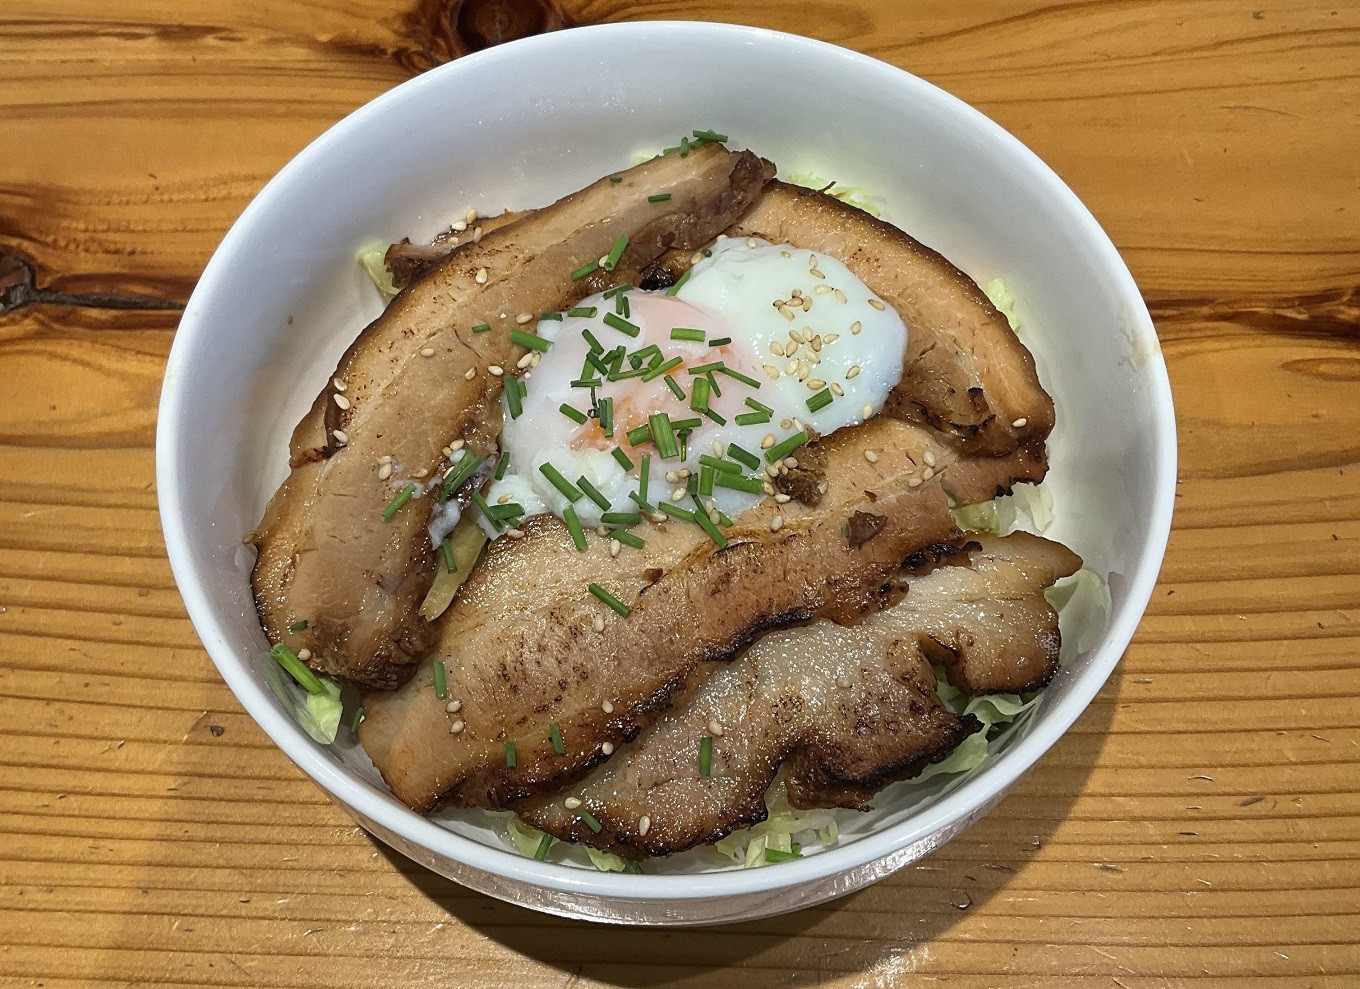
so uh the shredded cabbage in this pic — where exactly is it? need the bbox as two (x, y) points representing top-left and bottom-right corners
(950, 481), (1054, 536)
(501, 812), (630, 871)
(786, 170), (884, 217)
(357, 241), (399, 297)
(1046, 567), (1112, 657)
(982, 277), (1021, 331)
(711, 784), (841, 868)
(260, 654), (344, 745)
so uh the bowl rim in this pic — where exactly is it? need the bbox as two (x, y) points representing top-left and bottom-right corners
(157, 19), (1176, 902)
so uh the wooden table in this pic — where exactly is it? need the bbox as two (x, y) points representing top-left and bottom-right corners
(2, 1), (1357, 985)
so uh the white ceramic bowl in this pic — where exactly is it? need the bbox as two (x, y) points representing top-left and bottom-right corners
(157, 22), (1175, 925)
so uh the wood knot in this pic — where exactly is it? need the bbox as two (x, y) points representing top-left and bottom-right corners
(400, 0), (572, 71)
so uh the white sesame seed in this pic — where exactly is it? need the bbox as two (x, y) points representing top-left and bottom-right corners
(824, 333), (840, 344)
(610, 539), (621, 558)
(517, 351), (535, 370)
(564, 796), (582, 810)
(505, 527), (525, 539)
(691, 251), (705, 265)
(797, 364), (810, 382)
(780, 250), (792, 258)
(332, 429), (349, 445)
(785, 358), (799, 375)
(770, 340), (785, 357)
(333, 393), (350, 411)
(602, 741), (615, 755)
(814, 284), (832, 295)
(596, 525), (608, 537)
(515, 313), (533, 325)
(761, 434), (776, 449)
(850, 320), (862, 335)
(806, 350), (821, 365)
(677, 469), (691, 479)
(332, 377), (347, 392)
(708, 718), (725, 737)
(1013, 417), (1028, 428)
(649, 511), (667, 523)
(780, 418), (793, 429)
(377, 463), (392, 480)
(806, 378), (825, 390)
(529, 352), (542, 367)
(746, 237), (758, 248)
(792, 418), (806, 432)
(769, 514), (784, 532)
(593, 614), (605, 632)
(907, 476), (922, 487)
(665, 470), (679, 484)
(297, 648), (311, 661)
(862, 403), (875, 418)
(709, 440), (722, 457)
(672, 487), (687, 501)
(922, 466), (935, 480)
(414, 468), (428, 479)
(811, 335), (823, 352)
(834, 288), (847, 303)
(774, 492), (791, 503)
(379, 454), (393, 464)
(784, 457), (799, 469)
(420, 347), (436, 357)
(763, 364), (781, 380)
(472, 226), (483, 242)
(639, 815), (652, 837)
(817, 481), (828, 494)
(497, 494), (512, 504)
(868, 298), (886, 311)
(602, 700), (614, 714)
(779, 305), (795, 321)
(707, 507), (720, 523)
(464, 367), (477, 380)
(923, 450), (936, 467)
(599, 254), (609, 267)
(830, 382), (844, 396)
(846, 364), (861, 379)
(449, 719), (464, 734)
(446, 699), (462, 713)
(864, 449), (879, 463)
(474, 267), (488, 284)
(488, 365), (504, 376)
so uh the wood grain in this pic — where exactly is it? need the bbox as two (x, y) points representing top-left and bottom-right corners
(1, 0), (1358, 985)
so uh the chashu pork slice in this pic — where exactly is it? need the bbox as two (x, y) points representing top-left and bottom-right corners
(250, 144), (774, 689)
(358, 417), (1048, 812)
(519, 533), (1080, 857)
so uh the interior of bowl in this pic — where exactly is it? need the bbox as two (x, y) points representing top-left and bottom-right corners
(158, 22), (1174, 902)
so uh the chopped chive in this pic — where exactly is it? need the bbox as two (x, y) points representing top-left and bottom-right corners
(577, 476), (611, 511)
(664, 374), (686, 400)
(568, 306), (598, 318)
(471, 322), (491, 333)
(638, 453), (652, 505)
(611, 447), (634, 471)
(717, 508), (733, 526)
(678, 430), (689, 461)
(471, 489), (502, 530)
(670, 416), (703, 430)
(382, 483), (417, 520)
(718, 366), (761, 388)
(727, 444), (760, 470)
(628, 492), (656, 513)
(505, 742), (517, 768)
(563, 504), (587, 551)
(666, 268), (693, 296)
(670, 327), (705, 342)
(598, 396), (614, 437)
(534, 833), (552, 860)
(699, 465), (715, 497)
(350, 705), (364, 734)
(687, 361), (725, 375)
(588, 583), (631, 617)
(549, 722), (565, 755)
(270, 643), (324, 695)
(539, 311), (563, 321)
(440, 537), (457, 572)
(495, 451), (510, 480)
(642, 356), (684, 383)
(699, 736), (713, 776)
(571, 259), (600, 281)
(708, 336), (732, 346)
(559, 403), (589, 425)
(601, 510), (642, 526)
(610, 365), (650, 382)
(702, 407), (727, 426)
(486, 501), (525, 520)
(540, 462), (583, 502)
(687, 472), (700, 497)
(570, 377), (602, 388)
(647, 193), (673, 203)
(602, 235), (629, 271)
(625, 861), (644, 874)
(506, 376), (524, 420)
(692, 128), (729, 142)
(764, 847), (802, 863)
(658, 502), (693, 522)
(706, 372), (721, 398)
(603, 312), (640, 337)
(765, 431), (809, 463)
(714, 472), (766, 494)
(693, 505), (729, 547)
(609, 174), (623, 182)
(649, 413), (679, 459)
(288, 619), (308, 632)
(626, 423), (652, 446)
(603, 283), (633, 299)
(735, 411), (773, 425)
(630, 344), (662, 366)
(690, 375), (710, 413)
(698, 454), (741, 475)
(613, 529), (645, 550)
(806, 388), (834, 413)
(510, 328), (551, 352)
(582, 328), (605, 354)
(433, 659), (447, 699)
(580, 811), (603, 833)
(679, 136), (691, 157)
(616, 292), (631, 318)
(745, 396), (774, 415)
(440, 452), (486, 502)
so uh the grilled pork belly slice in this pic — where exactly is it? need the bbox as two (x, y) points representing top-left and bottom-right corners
(518, 533), (1080, 857)
(358, 418), (1048, 812)
(250, 145), (774, 689)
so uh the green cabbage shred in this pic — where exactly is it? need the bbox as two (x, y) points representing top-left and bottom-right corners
(357, 241), (400, 297)
(261, 654), (344, 745)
